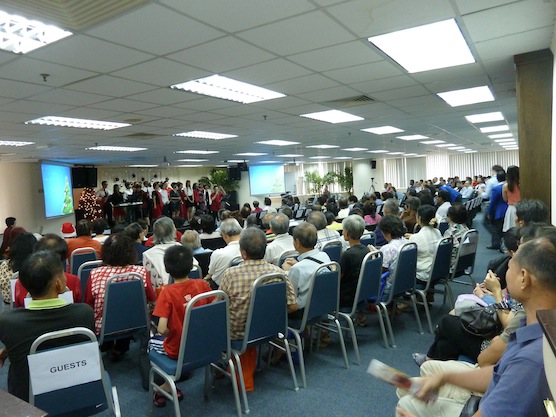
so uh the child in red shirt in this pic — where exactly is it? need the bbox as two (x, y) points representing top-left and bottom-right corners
(150, 245), (213, 407)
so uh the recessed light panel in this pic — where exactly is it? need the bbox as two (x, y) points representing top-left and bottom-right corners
(465, 111), (504, 124)
(26, 116), (130, 130)
(489, 133), (513, 139)
(397, 135), (428, 141)
(127, 165), (158, 167)
(435, 143), (456, 147)
(174, 131), (237, 140)
(300, 110), (364, 124)
(277, 154), (304, 158)
(494, 139), (515, 143)
(0, 140), (35, 146)
(367, 150), (389, 153)
(306, 144), (339, 149)
(255, 140), (300, 146)
(464, 150), (478, 153)
(234, 152), (267, 156)
(0, 10), (72, 54)
(447, 146), (465, 150)
(420, 140), (445, 145)
(361, 126), (404, 135)
(175, 150), (219, 154)
(176, 159), (209, 162)
(226, 159), (250, 163)
(334, 157), (352, 160)
(479, 125), (509, 133)
(175, 164), (203, 168)
(170, 75), (285, 104)
(342, 147), (368, 152)
(309, 156), (330, 159)
(87, 146), (146, 152)
(387, 152), (404, 155)
(368, 19), (474, 73)
(437, 86), (494, 107)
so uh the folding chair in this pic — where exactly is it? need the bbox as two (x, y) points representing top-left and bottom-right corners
(361, 232), (377, 247)
(379, 242), (422, 348)
(337, 251), (384, 363)
(287, 262), (349, 388)
(321, 240), (342, 263)
(188, 266), (201, 279)
(77, 260), (103, 300)
(148, 291), (242, 417)
(438, 222), (450, 235)
(448, 229), (479, 289)
(231, 274), (298, 414)
(277, 250), (299, 268)
(201, 237), (226, 251)
(194, 251), (212, 277)
(229, 256), (244, 267)
(28, 327), (121, 416)
(9, 272), (18, 309)
(70, 247), (98, 276)
(414, 237), (453, 333)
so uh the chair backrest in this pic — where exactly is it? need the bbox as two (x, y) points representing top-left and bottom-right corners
(428, 237), (453, 287)
(452, 229), (479, 277)
(236, 274), (287, 353)
(297, 262), (341, 329)
(278, 250), (299, 268)
(351, 251), (383, 313)
(438, 222), (449, 235)
(360, 232), (376, 247)
(188, 266), (201, 279)
(365, 224), (377, 232)
(98, 272), (148, 345)
(383, 242), (418, 303)
(229, 256), (244, 267)
(77, 260), (103, 300)
(28, 327), (114, 416)
(70, 247), (98, 275)
(194, 251), (213, 277)
(175, 291), (230, 380)
(9, 272), (19, 309)
(202, 237), (226, 251)
(321, 240), (342, 263)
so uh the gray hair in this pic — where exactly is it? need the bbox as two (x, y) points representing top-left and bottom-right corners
(270, 213), (289, 235)
(153, 216), (176, 244)
(342, 214), (365, 240)
(306, 210), (327, 230)
(383, 198), (400, 216)
(181, 230), (201, 251)
(292, 222), (318, 249)
(239, 227), (266, 259)
(220, 218), (242, 237)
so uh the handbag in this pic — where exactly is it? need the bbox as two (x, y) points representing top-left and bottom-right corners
(459, 301), (509, 339)
(459, 395), (481, 417)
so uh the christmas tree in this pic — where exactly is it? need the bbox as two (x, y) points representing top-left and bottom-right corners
(61, 177), (74, 215)
(78, 187), (102, 221)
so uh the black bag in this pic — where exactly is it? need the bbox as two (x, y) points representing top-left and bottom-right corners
(459, 304), (501, 339)
(459, 395), (481, 417)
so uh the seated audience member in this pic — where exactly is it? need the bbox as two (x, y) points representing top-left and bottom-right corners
(443, 203), (469, 268)
(198, 214), (221, 240)
(306, 210), (344, 250)
(86, 233), (156, 359)
(378, 215), (407, 279)
(514, 198), (549, 226)
(181, 230), (212, 254)
(150, 245), (214, 407)
(220, 227), (297, 391)
(408, 205), (442, 285)
(263, 197), (277, 213)
(325, 211), (343, 231)
(363, 201), (381, 226)
(124, 222), (149, 263)
(336, 198), (350, 219)
(203, 218), (242, 289)
(14, 234), (83, 307)
(0, 216), (16, 257)
(339, 215), (370, 325)
(374, 198), (400, 247)
(396, 231), (556, 417)
(460, 180), (474, 200)
(400, 197), (420, 233)
(252, 200), (262, 213)
(438, 183), (462, 203)
(240, 205), (251, 222)
(434, 190), (451, 224)
(264, 213), (295, 265)
(0, 251), (94, 401)
(245, 213), (258, 228)
(92, 218), (109, 244)
(281, 206), (299, 227)
(348, 195), (358, 211)
(0, 232), (36, 304)
(417, 189), (435, 207)
(66, 219), (102, 259)
(143, 217), (195, 289)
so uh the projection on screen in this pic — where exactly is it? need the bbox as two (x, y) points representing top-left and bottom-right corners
(41, 162), (75, 218)
(248, 164), (285, 195)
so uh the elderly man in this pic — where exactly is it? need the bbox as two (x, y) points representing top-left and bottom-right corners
(0, 251), (95, 401)
(375, 198), (400, 247)
(219, 227), (297, 391)
(66, 219), (102, 258)
(396, 230), (556, 417)
(203, 218), (242, 289)
(306, 210), (343, 250)
(264, 213), (295, 265)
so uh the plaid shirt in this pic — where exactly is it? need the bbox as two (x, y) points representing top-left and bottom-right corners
(219, 259), (296, 339)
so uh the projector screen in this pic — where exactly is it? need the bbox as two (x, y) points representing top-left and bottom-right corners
(248, 164), (286, 195)
(41, 162), (75, 218)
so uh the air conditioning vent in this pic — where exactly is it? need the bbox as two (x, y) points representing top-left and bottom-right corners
(325, 95), (375, 107)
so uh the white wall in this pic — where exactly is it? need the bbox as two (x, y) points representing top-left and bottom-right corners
(353, 159), (384, 197)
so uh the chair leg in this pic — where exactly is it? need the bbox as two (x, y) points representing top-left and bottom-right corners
(415, 290), (433, 334)
(373, 305), (390, 349)
(282, 336), (299, 391)
(204, 365), (210, 400)
(340, 313), (360, 365)
(232, 352), (249, 414)
(227, 359), (243, 417)
(378, 302), (396, 348)
(290, 330), (306, 388)
(333, 318), (349, 370)
(410, 293), (424, 334)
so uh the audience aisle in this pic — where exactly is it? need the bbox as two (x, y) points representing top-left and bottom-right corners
(0, 212), (501, 416)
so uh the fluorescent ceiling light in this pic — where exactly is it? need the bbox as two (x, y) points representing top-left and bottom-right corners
(464, 150), (478, 153)
(504, 146), (519, 150)
(0, 140), (35, 146)
(501, 143), (517, 147)
(234, 152), (267, 156)
(175, 164), (203, 168)
(128, 165), (158, 167)
(175, 150), (219, 154)
(465, 111), (504, 124)
(447, 146), (465, 150)
(457, 149), (470, 152)
(368, 19), (474, 73)
(25, 116), (130, 130)
(403, 153), (418, 156)
(397, 134), (428, 141)
(489, 133), (513, 139)
(0, 10), (72, 54)
(309, 156), (330, 159)
(227, 159), (250, 163)
(87, 146), (146, 152)
(479, 125), (509, 133)
(176, 159), (208, 162)
(343, 147), (368, 152)
(435, 143), (457, 148)
(367, 149), (388, 153)
(300, 110), (363, 124)
(170, 74), (285, 104)
(420, 140), (445, 145)
(255, 139), (299, 146)
(334, 157), (352, 160)
(495, 139), (516, 143)
(258, 161), (282, 164)
(387, 152), (404, 155)
(306, 144), (339, 149)
(277, 154), (304, 158)
(437, 86), (494, 107)
(361, 126), (403, 135)
(173, 131), (237, 140)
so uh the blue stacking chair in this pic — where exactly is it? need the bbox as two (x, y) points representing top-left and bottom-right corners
(438, 221), (450, 235)
(338, 251), (384, 363)
(278, 250), (299, 268)
(321, 240), (342, 263)
(229, 256), (244, 267)
(450, 229), (479, 288)
(287, 262), (349, 388)
(378, 242), (422, 348)
(77, 260), (103, 300)
(231, 273), (299, 413)
(188, 266), (201, 279)
(28, 327), (121, 416)
(148, 291), (242, 417)
(360, 232), (377, 247)
(70, 247), (98, 276)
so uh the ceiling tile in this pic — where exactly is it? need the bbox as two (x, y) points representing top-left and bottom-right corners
(0, 79), (51, 99)
(224, 58), (312, 86)
(111, 58), (208, 87)
(32, 89), (111, 106)
(0, 99), (73, 116)
(66, 75), (156, 97)
(324, 61), (404, 84)
(266, 74), (340, 95)
(88, 98), (157, 113)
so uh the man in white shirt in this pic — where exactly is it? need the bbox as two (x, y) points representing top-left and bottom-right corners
(262, 197), (277, 214)
(460, 180), (474, 200)
(204, 218), (242, 288)
(435, 190), (452, 224)
(482, 165), (504, 200)
(264, 213), (295, 265)
(306, 210), (346, 250)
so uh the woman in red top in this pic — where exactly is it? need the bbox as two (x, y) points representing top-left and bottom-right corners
(152, 182), (164, 219)
(210, 185), (224, 218)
